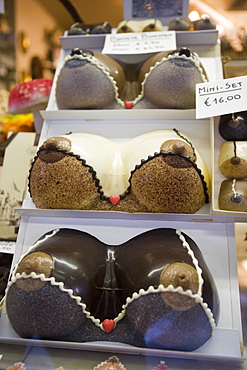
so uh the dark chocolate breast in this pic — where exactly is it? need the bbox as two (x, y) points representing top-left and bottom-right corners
(14, 228), (218, 322)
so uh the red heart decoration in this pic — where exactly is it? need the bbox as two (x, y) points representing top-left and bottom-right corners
(125, 101), (133, 109)
(109, 195), (120, 205)
(102, 319), (115, 332)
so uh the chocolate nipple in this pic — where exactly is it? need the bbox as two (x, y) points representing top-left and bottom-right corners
(43, 136), (71, 152)
(178, 47), (191, 57)
(160, 140), (195, 160)
(231, 156), (241, 165)
(71, 48), (94, 57)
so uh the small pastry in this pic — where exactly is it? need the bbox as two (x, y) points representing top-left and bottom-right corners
(193, 17), (216, 30)
(219, 141), (247, 179)
(218, 179), (247, 212)
(219, 112), (247, 141)
(68, 22), (88, 35)
(68, 21), (112, 35)
(168, 17), (192, 31)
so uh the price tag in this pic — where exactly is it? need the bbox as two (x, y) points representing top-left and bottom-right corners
(102, 31), (176, 55)
(196, 75), (247, 119)
(0, 241), (15, 254)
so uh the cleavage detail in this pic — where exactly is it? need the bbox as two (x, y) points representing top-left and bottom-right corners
(6, 228), (219, 322)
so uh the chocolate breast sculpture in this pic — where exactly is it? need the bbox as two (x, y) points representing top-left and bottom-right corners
(132, 48), (208, 109)
(55, 48), (126, 109)
(5, 228), (220, 351)
(55, 47), (207, 110)
(28, 129), (210, 214)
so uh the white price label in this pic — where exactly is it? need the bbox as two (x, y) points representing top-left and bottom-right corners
(0, 241), (15, 254)
(196, 75), (247, 119)
(102, 31), (176, 55)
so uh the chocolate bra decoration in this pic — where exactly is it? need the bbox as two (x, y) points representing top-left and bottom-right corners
(55, 47), (208, 110)
(5, 228), (220, 351)
(28, 129), (210, 213)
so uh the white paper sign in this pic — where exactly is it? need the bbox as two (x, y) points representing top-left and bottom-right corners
(102, 31), (176, 55)
(196, 75), (247, 119)
(0, 241), (15, 254)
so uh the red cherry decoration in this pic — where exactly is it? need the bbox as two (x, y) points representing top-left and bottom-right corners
(125, 101), (133, 109)
(102, 319), (115, 332)
(109, 195), (120, 205)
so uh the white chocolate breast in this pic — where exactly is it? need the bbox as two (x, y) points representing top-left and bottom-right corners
(61, 130), (209, 196)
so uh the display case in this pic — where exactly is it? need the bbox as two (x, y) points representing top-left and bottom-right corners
(0, 15), (247, 369)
